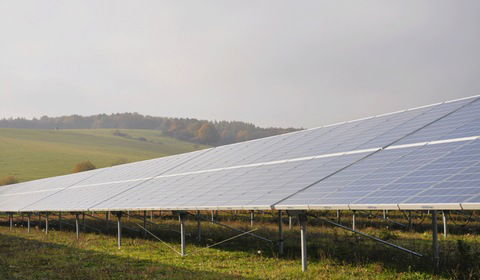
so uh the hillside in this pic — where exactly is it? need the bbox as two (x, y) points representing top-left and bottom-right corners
(0, 113), (299, 146)
(0, 128), (208, 182)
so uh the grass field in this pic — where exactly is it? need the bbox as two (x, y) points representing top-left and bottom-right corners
(0, 211), (479, 279)
(1, 129), (479, 279)
(0, 128), (208, 182)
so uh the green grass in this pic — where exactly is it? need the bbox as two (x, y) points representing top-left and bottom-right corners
(1, 211), (479, 279)
(1, 129), (479, 279)
(0, 128), (208, 182)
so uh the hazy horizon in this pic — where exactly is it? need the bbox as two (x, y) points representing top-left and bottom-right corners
(1, 1), (479, 128)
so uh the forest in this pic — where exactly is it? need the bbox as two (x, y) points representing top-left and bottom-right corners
(0, 113), (299, 146)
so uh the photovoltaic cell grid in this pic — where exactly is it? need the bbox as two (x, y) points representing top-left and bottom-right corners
(19, 149), (212, 212)
(277, 139), (480, 209)
(1, 95), (480, 212)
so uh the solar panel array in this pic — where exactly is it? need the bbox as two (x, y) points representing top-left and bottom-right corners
(1, 96), (480, 212)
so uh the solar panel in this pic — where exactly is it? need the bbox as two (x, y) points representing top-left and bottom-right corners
(277, 129), (480, 210)
(0, 169), (103, 212)
(19, 149), (211, 212)
(2, 95), (480, 212)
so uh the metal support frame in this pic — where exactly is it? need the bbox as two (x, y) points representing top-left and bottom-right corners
(27, 213), (31, 233)
(312, 214), (423, 257)
(352, 210), (356, 231)
(194, 212), (273, 243)
(289, 216), (293, 229)
(442, 211), (447, 238)
(105, 211), (110, 231)
(117, 212), (122, 249)
(278, 210), (284, 255)
(432, 210), (440, 274)
(360, 210), (406, 228)
(75, 213), (80, 239)
(336, 210), (341, 223)
(58, 212), (62, 231)
(176, 211), (187, 257)
(82, 212), (86, 231)
(45, 213), (49, 234)
(286, 210), (308, 272)
(143, 211), (147, 238)
(9, 213), (13, 231)
(196, 210), (202, 243)
(250, 211), (254, 227)
(298, 212), (308, 272)
(135, 222), (183, 256)
(408, 211), (413, 231)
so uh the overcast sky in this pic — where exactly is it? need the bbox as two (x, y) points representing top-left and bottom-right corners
(0, 1), (479, 128)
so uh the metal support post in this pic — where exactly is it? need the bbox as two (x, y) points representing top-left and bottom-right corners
(432, 210), (440, 274)
(196, 210), (201, 243)
(59, 212), (62, 231)
(106, 211), (110, 230)
(442, 211), (447, 238)
(278, 211), (284, 255)
(352, 210), (356, 231)
(211, 210), (214, 221)
(27, 213), (31, 233)
(383, 210), (386, 219)
(9, 213), (13, 231)
(82, 212), (86, 231)
(45, 213), (49, 234)
(179, 212), (186, 256)
(250, 211), (254, 227)
(143, 211), (147, 238)
(408, 211), (413, 231)
(336, 210), (340, 223)
(117, 212), (122, 249)
(299, 213), (308, 272)
(75, 213), (80, 239)
(289, 216), (292, 229)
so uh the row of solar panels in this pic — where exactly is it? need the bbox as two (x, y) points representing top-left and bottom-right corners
(1, 95), (480, 212)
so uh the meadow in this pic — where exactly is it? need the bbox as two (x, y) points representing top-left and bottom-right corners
(0, 128), (207, 182)
(0, 210), (479, 279)
(1, 128), (479, 279)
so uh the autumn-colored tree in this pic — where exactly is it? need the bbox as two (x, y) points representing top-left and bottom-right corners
(72, 161), (96, 173)
(196, 123), (220, 145)
(0, 176), (18, 186)
(0, 113), (300, 146)
(235, 130), (251, 142)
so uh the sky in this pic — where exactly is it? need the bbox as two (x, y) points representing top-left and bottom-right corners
(0, 1), (479, 128)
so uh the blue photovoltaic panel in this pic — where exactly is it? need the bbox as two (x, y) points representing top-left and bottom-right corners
(2, 95), (480, 212)
(0, 169), (103, 212)
(396, 98), (480, 145)
(91, 152), (369, 210)
(21, 149), (211, 212)
(278, 138), (480, 209)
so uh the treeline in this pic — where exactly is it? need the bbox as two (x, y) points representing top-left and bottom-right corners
(0, 113), (300, 146)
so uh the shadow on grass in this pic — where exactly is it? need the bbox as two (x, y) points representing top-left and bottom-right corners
(0, 231), (248, 280)
(2, 213), (480, 279)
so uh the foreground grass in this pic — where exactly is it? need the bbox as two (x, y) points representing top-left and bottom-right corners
(0, 128), (207, 182)
(2, 211), (477, 279)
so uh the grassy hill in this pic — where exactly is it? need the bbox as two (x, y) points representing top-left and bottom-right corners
(0, 128), (208, 182)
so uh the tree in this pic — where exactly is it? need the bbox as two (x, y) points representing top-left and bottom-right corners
(72, 161), (96, 173)
(196, 123), (220, 145)
(0, 176), (18, 186)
